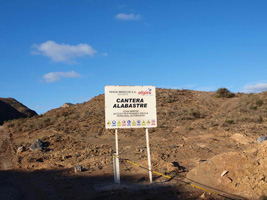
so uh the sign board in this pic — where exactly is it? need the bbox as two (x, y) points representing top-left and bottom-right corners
(105, 86), (157, 129)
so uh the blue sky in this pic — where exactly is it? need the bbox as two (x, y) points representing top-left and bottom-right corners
(1, 0), (267, 113)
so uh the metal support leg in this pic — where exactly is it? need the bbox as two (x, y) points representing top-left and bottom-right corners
(146, 128), (153, 183)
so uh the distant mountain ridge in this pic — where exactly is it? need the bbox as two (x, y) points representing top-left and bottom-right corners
(0, 98), (37, 125)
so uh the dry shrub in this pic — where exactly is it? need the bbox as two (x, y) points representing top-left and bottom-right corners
(215, 88), (235, 98)
(256, 99), (264, 107)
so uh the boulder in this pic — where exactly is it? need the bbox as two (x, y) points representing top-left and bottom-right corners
(257, 136), (267, 144)
(29, 139), (44, 151)
(62, 103), (73, 108)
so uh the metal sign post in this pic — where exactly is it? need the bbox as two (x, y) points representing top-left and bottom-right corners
(114, 129), (120, 184)
(146, 128), (153, 183)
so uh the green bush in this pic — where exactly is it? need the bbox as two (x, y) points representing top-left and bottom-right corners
(250, 106), (257, 110)
(215, 88), (235, 98)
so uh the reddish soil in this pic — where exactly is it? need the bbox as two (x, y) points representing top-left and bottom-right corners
(1, 89), (267, 199)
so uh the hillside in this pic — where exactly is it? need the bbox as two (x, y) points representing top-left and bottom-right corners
(1, 89), (267, 200)
(0, 98), (37, 125)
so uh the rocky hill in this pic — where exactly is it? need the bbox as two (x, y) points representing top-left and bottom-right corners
(0, 98), (37, 125)
(1, 89), (267, 200)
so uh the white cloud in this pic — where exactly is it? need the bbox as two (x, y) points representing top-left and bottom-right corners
(243, 83), (267, 93)
(158, 85), (216, 92)
(32, 41), (97, 63)
(115, 13), (141, 21)
(102, 53), (108, 57)
(43, 71), (81, 83)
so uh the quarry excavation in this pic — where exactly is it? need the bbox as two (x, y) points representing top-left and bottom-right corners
(2, 1), (267, 199)
(0, 88), (266, 200)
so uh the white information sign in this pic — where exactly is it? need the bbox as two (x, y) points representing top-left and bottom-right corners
(105, 86), (157, 129)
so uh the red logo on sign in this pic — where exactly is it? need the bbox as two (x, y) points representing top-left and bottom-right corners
(138, 91), (151, 96)
(138, 88), (152, 96)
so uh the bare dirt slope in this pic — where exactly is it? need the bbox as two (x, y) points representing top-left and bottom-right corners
(187, 142), (267, 199)
(1, 89), (267, 199)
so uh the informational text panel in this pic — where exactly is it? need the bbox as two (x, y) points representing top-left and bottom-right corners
(105, 86), (157, 129)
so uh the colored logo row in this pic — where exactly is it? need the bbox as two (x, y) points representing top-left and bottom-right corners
(107, 119), (156, 126)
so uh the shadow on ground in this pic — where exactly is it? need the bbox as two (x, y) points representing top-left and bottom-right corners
(0, 169), (211, 200)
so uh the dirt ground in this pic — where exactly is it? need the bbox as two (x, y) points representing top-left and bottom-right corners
(0, 124), (260, 200)
(0, 125), (223, 200)
(1, 89), (267, 200)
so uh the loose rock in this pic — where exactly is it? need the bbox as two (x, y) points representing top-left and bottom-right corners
(220, 170), (228, 177)
(17, 146), (25, 154)
(257, 136), (267, 144)
(29, 139), (44, 151)
(74, 165), (82, 173)
(200, 193), (206, 199)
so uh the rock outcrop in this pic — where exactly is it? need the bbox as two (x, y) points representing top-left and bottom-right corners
(0, 98), (37, 125)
